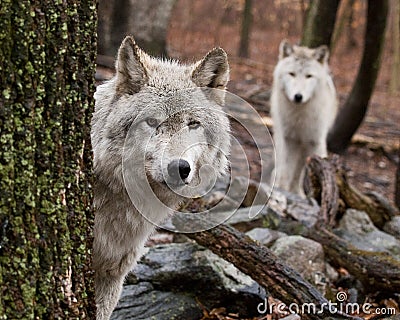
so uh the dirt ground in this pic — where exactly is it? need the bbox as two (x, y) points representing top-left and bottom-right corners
(167, 0), (399, 205)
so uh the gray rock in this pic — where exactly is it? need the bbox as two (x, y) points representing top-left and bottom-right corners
(227, 176), (250, 204)
(202, 191), (241, 212)
(336, 209), (400, 260)
(384, 216), (400, 240)
(244, 181), (272, 207)
(111, 282), (202, 320)
(268, 189), (320, 229)
(199, 174), (238, 211)
(285, 197), (319, 228)
(212, 174), (231, 193)
(280, 315), (301, 320)
(227, 177), (273, 207)
(223, 188), (320, 234)
(117, 242), (266, 319)
(271, 235), (328, 293)
(170, 181), (319, 234)
(225, 205), (281, 232)
(325, 263), (339, 282)
(246, 227), (286, 247)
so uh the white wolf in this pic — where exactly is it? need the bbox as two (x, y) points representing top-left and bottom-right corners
(91, 36), (231, 320)
(271, 40), (337, 195)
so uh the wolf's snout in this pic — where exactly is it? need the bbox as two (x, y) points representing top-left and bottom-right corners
(167, 159), (191, 181)
(294, 93), (303, 103)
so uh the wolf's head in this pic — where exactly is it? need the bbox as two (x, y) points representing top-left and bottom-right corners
(273, 40), (332, 105)
(93, 36), (231, 199)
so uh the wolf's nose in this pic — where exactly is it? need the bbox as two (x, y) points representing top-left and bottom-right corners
(168, 159), (191, 181)
(294, 93), (303, 103)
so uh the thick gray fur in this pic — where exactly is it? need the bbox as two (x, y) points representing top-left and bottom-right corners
(91, 36), (231, 320)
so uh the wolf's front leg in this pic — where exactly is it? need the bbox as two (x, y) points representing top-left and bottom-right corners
(94, 249), (138, 320)
(95, 272), (125, 320)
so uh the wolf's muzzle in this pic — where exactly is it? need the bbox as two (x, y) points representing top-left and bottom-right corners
(167, 159), (191, 183)
(294, 93), (303, 103)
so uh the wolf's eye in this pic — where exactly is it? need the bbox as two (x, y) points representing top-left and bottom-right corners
(145, 118), (159, 127)
(289, 72), (295, 77)
(306, 74), (313, 78)
(188, 120), (201, 130)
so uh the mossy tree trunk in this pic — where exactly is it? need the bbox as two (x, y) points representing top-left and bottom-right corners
(327, 0), (389, 153)
(301, 0), (341, 48)
(0, 1), (96, 318)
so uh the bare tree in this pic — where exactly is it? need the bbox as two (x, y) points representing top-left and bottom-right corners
(390, 0), (400, 94)
(331, 0), (356, 53)
(98, 0), (176, 57)
(327, 0), (389, 153)
(238, 0), (253, 58)
(0, 0), (96, 318)
(396, 147), (400, 208)
(301, 0), (341, 48)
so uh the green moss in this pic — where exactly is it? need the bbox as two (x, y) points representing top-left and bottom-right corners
(0, 0), (96, 317)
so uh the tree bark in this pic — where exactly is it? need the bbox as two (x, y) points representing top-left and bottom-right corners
(0, 1), (96, 318)
(238, 0), (253, 58)
(306, 156), (398, 228)
(335, 164), (398, 228)
(327, 0), (389, 153)
(307, 227), (400, 293)
(305, 156), (400, 293)
(305, 156), (340, 226)
(301, 0), (341, 48)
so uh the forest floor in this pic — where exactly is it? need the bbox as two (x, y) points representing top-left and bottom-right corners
(166, 0), (400, 205)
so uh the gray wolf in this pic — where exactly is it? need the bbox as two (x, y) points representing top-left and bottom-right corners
(91, 36), (231, 320)
(270, 40), (337, 195)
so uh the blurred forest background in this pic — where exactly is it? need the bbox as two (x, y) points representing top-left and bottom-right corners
(97, 0), (400, 205)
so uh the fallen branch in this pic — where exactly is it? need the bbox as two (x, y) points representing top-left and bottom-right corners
(304, 155), (400, 293)
(307, 226), (400, 293)
(335, 163), (398, 228)
(178, 155), (398, 319)
(180, 215), (359, 320)
(306, 155), (398, 228)
(305, 156), (340, 226)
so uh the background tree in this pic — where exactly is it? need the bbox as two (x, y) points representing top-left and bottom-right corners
(238, 0), (253, 58)
(389, 0), (400, 94)
(391, 0), (400, 209)
(301, 0), (341, 48)
(98, 0), (176, 57)
(330, 0), (356, 53)
(327, 0), (389, 153)
(0, 1), (96, 318)
(397, 147), (400, 208)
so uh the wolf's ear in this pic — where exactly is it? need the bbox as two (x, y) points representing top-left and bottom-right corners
(115, 36), (148, 95)
(279, 40), (293, 60)
(313, 45), (329, 64)
(191, 48), (229, 89)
